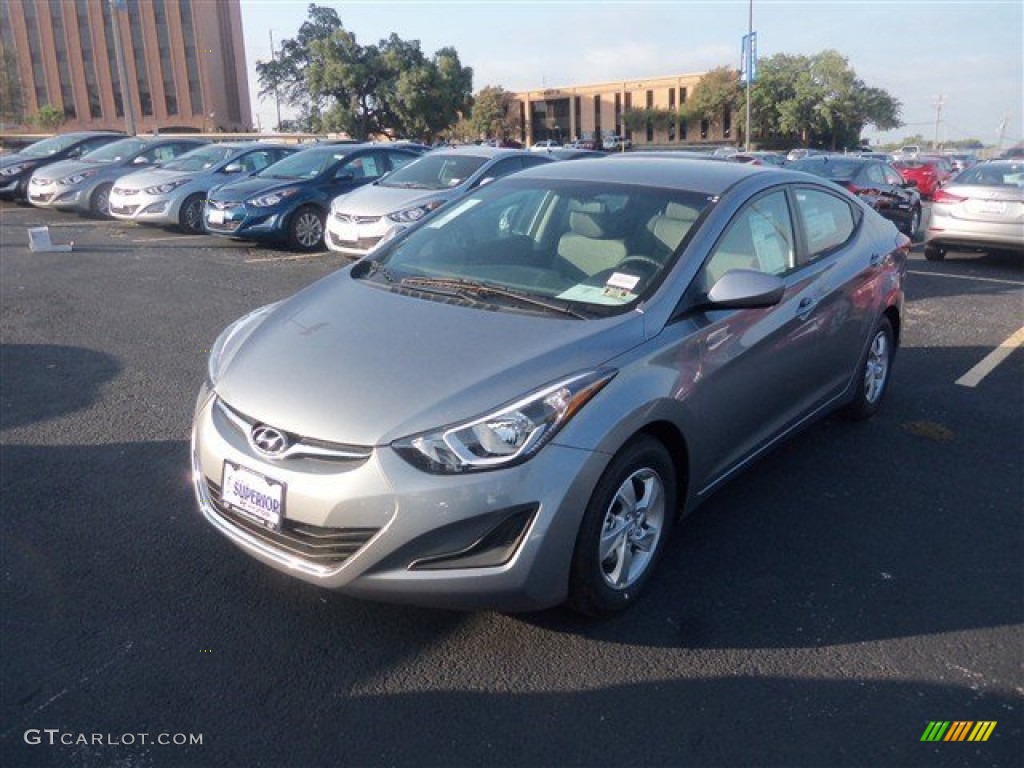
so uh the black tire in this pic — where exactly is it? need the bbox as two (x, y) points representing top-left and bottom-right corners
(568, 436), (676, 617)
(842, 316), (895, 421)
(924, 244), (946, 262)
(89, 182), (113, 218)
(178, 193), (206, 234)
(904, 205), (921, 239)
(287, 205), (325, 252)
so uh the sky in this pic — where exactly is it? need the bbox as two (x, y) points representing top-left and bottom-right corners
(238, 0), (1024, 147)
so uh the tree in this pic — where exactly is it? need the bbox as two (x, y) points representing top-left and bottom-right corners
(0, 44), (24, 128)
(33, 105), (64, 132)
(745, 51), (902, 149)
(256, 4), (473, 140)
(680, 66), (741, 137)
(470, 85), (520, 141)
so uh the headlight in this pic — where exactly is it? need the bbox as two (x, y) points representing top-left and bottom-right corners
(58, 169), (98, 185)
(386, 199), (446, 224)
(393, 369), (616, 473)
(248, 187), (299, 207)
(144, 178), (191, 194)
(1, 162), (32, 176)
(206, 302), (281, 387)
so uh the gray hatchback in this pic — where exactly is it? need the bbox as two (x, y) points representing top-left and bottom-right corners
(193, 158), (908, 615)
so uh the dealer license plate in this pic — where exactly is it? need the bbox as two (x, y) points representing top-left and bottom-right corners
(208, 209), (226, 224)
(336, 221), (358, 242)
(221, 461), (285, 531)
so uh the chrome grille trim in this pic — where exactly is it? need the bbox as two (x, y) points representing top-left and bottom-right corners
(214, 397), (372, 462)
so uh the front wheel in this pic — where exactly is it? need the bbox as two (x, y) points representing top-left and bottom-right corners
(924, 244), (946, 262)
(287, 205), (325, 252)
(89, 182), (113, 218)
(842, 316), (895, 421)
(178, 193), (206, 233)
(568, 436), (676, 617)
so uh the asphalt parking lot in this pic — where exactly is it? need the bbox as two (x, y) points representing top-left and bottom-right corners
(1, 201), (1021, 767)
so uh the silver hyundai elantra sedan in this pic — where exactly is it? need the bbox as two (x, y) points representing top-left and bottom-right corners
(193, 157), (908, 616)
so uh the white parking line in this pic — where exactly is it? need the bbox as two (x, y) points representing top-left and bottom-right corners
(956, 326), (1024, 388)
(132, 235), (216, 243)
(909, 269), (1024, 287)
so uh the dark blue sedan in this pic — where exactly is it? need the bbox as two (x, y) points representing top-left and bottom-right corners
(203, 143), (421, 251)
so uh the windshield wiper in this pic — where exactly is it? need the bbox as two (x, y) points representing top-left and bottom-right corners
(399, 276), (588, 319)
(382, 181), (432, 189)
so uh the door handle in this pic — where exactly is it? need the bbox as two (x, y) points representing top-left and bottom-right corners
(796, 297), (817, 320)
(870, 252), (884, 267)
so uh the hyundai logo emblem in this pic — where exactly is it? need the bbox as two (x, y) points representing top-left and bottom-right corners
(250, 425), (289, 457)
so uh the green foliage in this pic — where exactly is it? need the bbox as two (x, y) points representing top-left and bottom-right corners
(622, 108), (676, 134)
(680, 66), (741, 132)
(745, 50), (902, 149)
(256, 4), (472, 140)
(33, 105), (64, 132)
(470, 85), (520, 140)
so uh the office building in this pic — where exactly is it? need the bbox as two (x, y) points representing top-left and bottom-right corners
(0, 0), (251, 133)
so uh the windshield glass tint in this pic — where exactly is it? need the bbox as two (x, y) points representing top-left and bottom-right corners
(256, 149), (339, 179)
(381, 154), (489, 190)
(82, 138), (147, 164)
(955, 162), (1024, 187)
(791, 158), (859, 181)
(162, 145), (235, 171)
(21, 134), (90, 157)
(368, 179), (710, 314)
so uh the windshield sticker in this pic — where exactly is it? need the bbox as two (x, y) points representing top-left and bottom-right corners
(557, 284), (634, 306)
(606, 272), (641, 291)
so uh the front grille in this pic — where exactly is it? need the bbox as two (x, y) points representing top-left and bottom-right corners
(32, 178), (54, 188)
(206, 480), (379, 566)
(333, 213), (381, 224)
(110, 204), (139, 215)
(30, 192), (54, 202)
(206, 219), (242, 232)
(329, 231), (379, 251)
(113, 187), (139, 196)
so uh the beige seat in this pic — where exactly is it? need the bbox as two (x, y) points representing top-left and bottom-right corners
(557, 203), (628, 276)
(646, 202), (700, 258)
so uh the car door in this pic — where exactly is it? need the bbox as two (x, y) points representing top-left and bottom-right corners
(326, 151), (389, 199)
(677, 187), (832, 486)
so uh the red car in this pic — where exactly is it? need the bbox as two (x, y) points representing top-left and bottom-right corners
(892, 158), (949, 199)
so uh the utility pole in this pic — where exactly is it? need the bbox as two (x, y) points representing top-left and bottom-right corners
(933, 94), (945, 150)
(109, 0), (136, 135)
(996, 114), (1008, 155)
(269, 30), (282, 132)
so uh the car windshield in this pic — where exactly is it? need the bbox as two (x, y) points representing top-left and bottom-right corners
(161, 145), (236, 171)
(82, 138), (147, 164)
(20, 134), (94, 158)
(954, 162), (1024, 187)
(360, 178), (711, 317)
(255, 149), (339, 179)
(379, 154), (489, 190)
(790, 158), (859, 181)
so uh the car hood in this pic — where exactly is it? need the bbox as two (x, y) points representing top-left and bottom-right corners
(334, 183), (455, 216)
(31, 158), (126, 181)
(209, 176), (302, 202)
(0, 152), (33, 169)
(214, 270), (644, 446)
(114, 167), (194, 189)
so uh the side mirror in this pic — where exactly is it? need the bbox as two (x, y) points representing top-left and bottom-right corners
(223, 162), (243, 174)
(477, 176), (496, 187)
(335, 172), (355, 182)
(701, 269), (785, 310)
(132, 156), (150, 165)
(902, 179), (918, 189)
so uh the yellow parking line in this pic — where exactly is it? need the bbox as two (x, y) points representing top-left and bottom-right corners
(956, 325), (1024, 388)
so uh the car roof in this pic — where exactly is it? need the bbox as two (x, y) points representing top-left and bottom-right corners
(429, 146), (527, 160)
(517, 155), (775, 195)
(294, 142), (406, 156)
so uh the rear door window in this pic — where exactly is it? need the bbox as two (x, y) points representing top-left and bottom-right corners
(793, 188), (857, 264)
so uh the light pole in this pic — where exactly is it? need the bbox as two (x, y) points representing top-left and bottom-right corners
(109, 0), (136, 135)
(269, 30), (282, 132)
(744, 0), (752, 151)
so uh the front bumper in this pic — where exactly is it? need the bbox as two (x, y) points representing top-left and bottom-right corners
(109, 189), (178, 224)
(26, 180), (94, 211)
(204, 201), (286, 241)
(192, 392), (606, 611)
(325, 213), (398, 257)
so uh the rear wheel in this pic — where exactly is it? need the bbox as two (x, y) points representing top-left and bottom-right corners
(89, 182), (113, 218)
(178, 193), (205, 233)
(905, 205), (921, 239)
(842, 316), (895, 421)
(568, 436), (676, 617)
(287, 205), (325, 251)
(924, 244), (946, 261)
